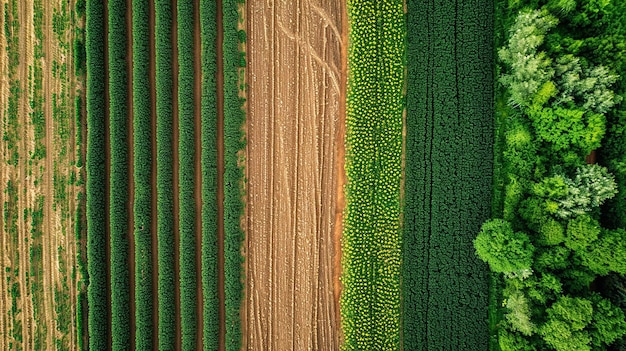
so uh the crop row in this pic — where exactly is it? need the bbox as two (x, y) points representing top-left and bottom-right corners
(132, 0), (154, 348)
(341, 1), (404, 349)
(155, 0), (176, 348)
(200, 0), (220, 349)
(177, 0), (199, 349)
(402, 1), (494, 350)
(107, 0), (131, 349)
(85, 0), (108, 349)
(222, 0), (245, 349)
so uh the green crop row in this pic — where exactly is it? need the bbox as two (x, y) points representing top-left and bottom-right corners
(177, 0), (199, 349)
(74, 95), (83, 168)
(107, 0), (131, 349)
(341, 1), (405, 349)
(222, 0), (245, 349)
(200, 0), (219, 349)
(402, 1), (493, 350)
(85, 0), (108, 349)
(154, 0), (176, 348)
(132, 0), (154, 348)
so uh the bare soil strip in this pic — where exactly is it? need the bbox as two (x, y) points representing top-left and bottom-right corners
(0, 5), (8, 345)
(193, 0), (205, 348)
(149, 0), (159, 348)
(17, 1), (35, 347)
(245, 0), (345, 349)
(333, 0), (348, 338)
(43, 0), (59, 347)
(126, 0), (137, 347)
(215, 0), (226, 348)
(171, 1), (182, 348)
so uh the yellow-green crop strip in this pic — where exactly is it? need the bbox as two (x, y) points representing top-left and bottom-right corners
(341, 0), (405, 349)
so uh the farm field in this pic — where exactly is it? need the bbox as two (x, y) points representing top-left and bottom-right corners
(0, 0), (85, 349)
(3, 0), (626, 350)
(244, 0), (345, 349)
(402, 0), (494, 349)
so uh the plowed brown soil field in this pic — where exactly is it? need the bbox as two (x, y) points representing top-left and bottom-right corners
(245, 0), (346, 349)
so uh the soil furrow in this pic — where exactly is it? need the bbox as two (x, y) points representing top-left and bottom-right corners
(42, 0), (57, 347)
(193, 0), (205, 348)
(17, 0), (34, 348)
(0, 3), (9, 348)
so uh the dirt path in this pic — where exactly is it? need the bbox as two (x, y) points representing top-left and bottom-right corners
(126, 0), (137, 347)
(17, 0), (36, 348)
(0, 5), (8, 349)
(333, 0), (348, 337)
(193, 0), (205, 348)
(171, 1), (182, 348)
(245, 0), (345, 349)
(149, 0), (159, 348)
(42, 0), (58, 347)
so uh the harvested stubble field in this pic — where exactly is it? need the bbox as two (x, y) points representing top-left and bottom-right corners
(0, 0), (84, 349)
(244, 0), (346, 349)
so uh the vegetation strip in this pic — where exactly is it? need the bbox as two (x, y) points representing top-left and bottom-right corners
(222, 0), (245, 349)
(477, 2), (626, 350)
(85, 0), (109, 349)
(177, 0), (199, 348)
(154, 0), (176, 348)
(341, 0), (405, 349)
(402, 0), (494, 349)
(132, 0), (154, 348)
(107, 0), (131, 348)
(200, 0), (220, 348)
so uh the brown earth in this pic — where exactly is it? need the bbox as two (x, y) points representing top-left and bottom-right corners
(193, 0), (206, 348)
(0, 0), (83, 349)
(0, 6), (8, 351)
(244, 0), (346, 349)
(171, 0), (182, 348)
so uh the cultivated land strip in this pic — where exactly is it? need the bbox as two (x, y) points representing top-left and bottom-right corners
(0, 0), (82, 348)
(18, 1), (35, 347)
(171, 0), (182, 347)
(245, 0), (344, 348)
(149, 0), (159, 347)
(402, 0), (494, 349)
(0, 7), (8, 350)
(215, 0), (225, 348)
(127, 0), (137, 347)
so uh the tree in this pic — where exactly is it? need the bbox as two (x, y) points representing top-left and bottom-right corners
(499, 9), (558, 107)
(540, 296), (594, 351)
(565, 215), (600, 252)
(474, 219), (535, 275)
(590, 294), (626, 347)
(556, 165), (617, 219)
(578, 228), (626, 275)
